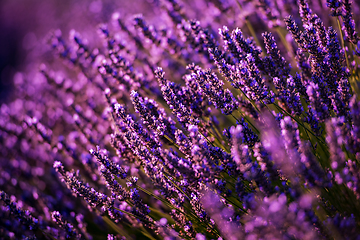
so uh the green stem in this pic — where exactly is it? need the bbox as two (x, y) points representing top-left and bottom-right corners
(272, 103), (330, 160)
(245, 20), (264, 52)
(163, 173), (191, 200)
(303, 124), (316, 152)
(233, 112), (260, 135)
(102, 216), (133, 240)
(210, 120), (227, 147)
(272, 102), (326, 145)
(200, 131), (227, 151)
(136, 185), (182, 212)
(275, 27), (298, 70)
(163, 134), (180, 149)
(236, 88), (261, 113)
(40, 230), (58, 240)
(137, 183), (202, 225)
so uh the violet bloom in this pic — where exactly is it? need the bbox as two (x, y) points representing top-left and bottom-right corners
(130, 90), (176, 137)
(341, 0), (359, 44)
(155, 67), (195, 127)
(188, 65), (238, 115)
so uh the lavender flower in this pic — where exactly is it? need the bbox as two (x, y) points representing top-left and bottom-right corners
(130, 90), (176, 137)
(155, 67), (197, 127)
(187, 65), (238, 115)
(51, 211), (82, 239)
(298, 0), (312, 25)
(3, 0), (360, 238)
(232, 28), (263, 71)
(341, 0), (360, 44)
(0, 191), (40, 231)
(219, 26), (242, 63)
(235, 54), (273, 103)
(327, 0), (343, 16)
(53, 161), (108, 208)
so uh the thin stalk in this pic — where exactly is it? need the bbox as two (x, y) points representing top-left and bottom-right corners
(211, 118), (227, 143)
(138, 182), (221, 237)
(224, 196), (247, 213)
(236, 88), (262, 113)
(163, 173), (190, 200)
(106, 212), (157, 240)
(259, 99), (274, 114)
(199, 131), (226, 151)
(40, 230), (58, 240)
(102, 216), (133, 240)
(302, 124), (317, 152)
(233, 111), (260, 135)
(245, 20), (264, 53)
(137, 182), (203, 225)
(163, 134), (180, 148)
(272, 102), (326, 145)
(136, 184), (183, 212)
(210, 121), (226, 145)
(275, 27), (291, 53)
(275, 26), (298, 69)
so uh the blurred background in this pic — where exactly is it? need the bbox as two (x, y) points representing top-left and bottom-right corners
(0, 0), (344, 103)
(0, 0), (157, 103)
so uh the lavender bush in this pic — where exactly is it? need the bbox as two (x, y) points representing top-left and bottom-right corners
(2, 0), (360, 239)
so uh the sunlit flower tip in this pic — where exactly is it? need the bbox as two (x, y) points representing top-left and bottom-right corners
(53, 161), (63, 169)
(188, 124), (198, 133)
(130, 90), (138, 98)
(104, 88), (111, 95)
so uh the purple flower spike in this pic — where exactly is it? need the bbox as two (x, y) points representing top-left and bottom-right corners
(188, 65), (238, 115)
(51, 211), (82, 239)
(327, 0), (343, 16)
(130, 90), (176, 137)
(155, 67), (195, 126)
(341, 0), (360, 44)
(219, 26), (241, 63)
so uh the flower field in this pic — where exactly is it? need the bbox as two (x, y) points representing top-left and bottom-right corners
(1, 0), (360, 239)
